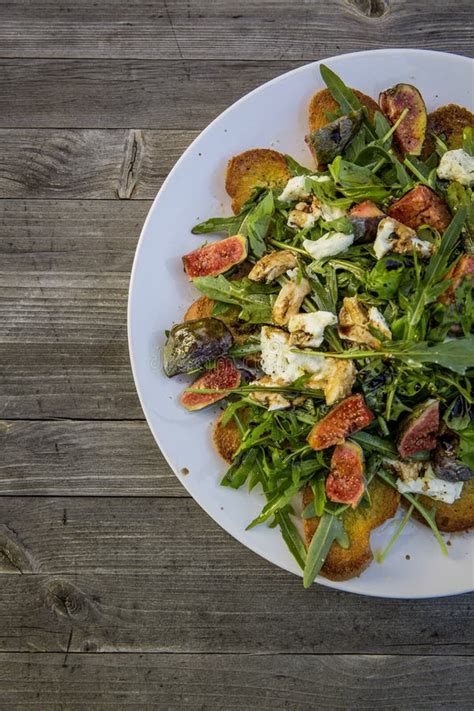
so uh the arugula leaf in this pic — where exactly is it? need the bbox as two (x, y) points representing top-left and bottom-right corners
(244, 191), (275, 258)
(285, 155), (313, 176)
(350, 431), (398, 457)
(193, 275), (273, 323)
(191, 214), (244, 236)
(329, 156), (390, 201)
(303, 512), (347, 587)
(404, 155), (437, 189)
(276, 510), (307, 570)
(221, 448), (259, 489)
(320, 65), (362, 113)
(463, 127), (474, 156)
(389, 337), (474, 375)
(446, 183), (474, 255)
(403, 208), (466, 339)
(458, 425), (474, 469)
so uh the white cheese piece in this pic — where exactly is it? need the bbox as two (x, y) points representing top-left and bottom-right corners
(320, 203), (347, 222)
(287, 209), (316, 230)
(288, 311), (337, 347)
(249, 376), (291, 411)
(411, 236), (434, 257)
(303, 231), (354, 260)
(373, 218), (396, 259)
(278, 176), (311, 202)
(437, 148), (474, 186)
(397, 467), (464, 504)
(307, 358), (356, 405)
(260, 326), (327, 383)
(368, 306), (392, 340)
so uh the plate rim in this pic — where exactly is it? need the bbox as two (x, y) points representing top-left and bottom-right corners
(128, 48), (474, 599)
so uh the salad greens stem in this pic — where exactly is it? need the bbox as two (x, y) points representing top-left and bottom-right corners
(269, 239), (309, 256)
(375, 503), (414, 564)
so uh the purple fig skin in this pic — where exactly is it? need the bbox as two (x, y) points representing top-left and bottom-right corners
(379, 83), (427, 156)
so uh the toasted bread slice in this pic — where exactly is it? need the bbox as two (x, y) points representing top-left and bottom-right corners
(213, 409), (251, 463)
(303, 479), (400, 581)
(421, 104), (474, 159)
(308, 88), (379, 133)
(411, 479), (474, 533)
(225, 149), (291, 214)
(184, 295), (215, 321)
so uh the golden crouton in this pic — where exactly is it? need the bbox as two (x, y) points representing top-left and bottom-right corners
(225, 149), (291, 214)
(421, 104), (474, 159)
(308, 88), (379, 133)
(413, 479), (474, 533)
(184, 295), (215, 321)
(213, 409), (250, 463)
(303, 478), (400, 581)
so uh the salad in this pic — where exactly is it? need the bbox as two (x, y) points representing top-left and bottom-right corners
(163, 65), (474, 587)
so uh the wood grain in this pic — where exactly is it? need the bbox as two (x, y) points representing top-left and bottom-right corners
(0, 0), (472, 60)
(0, 59), (299, 129)
(1, 653), (473, 709)
(0, 420), (181, 496)
(0, 129), (197, 199)
(0, 570), (472, 654)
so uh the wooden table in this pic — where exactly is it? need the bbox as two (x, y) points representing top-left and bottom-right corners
(1, 1), (473, 708)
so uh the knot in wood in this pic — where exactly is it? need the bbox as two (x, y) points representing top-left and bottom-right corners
(347, 0), (390, 18)
(46, 579), (90, 621)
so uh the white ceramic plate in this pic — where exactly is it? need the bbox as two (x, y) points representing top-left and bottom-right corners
(129, 49), (474, 598)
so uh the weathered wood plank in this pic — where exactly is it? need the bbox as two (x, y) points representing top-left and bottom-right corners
(0, 129), (197, 199)
(1, 0), (472, 60)
(0, 59), (298, 129)
(0, 571), (472, 655)
(0, 420), (182, 496)
(1, 654), (473, 710)
(0, 199), (148, 419)
(0, 497), (472, 655)
(0, 199), (150, 272)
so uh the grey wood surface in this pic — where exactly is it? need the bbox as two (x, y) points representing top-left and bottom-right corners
(1, 1), (473, 708)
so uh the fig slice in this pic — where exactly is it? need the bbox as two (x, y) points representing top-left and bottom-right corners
(183, 235), (247, 279)
(307, 394), (374, 451)
(387, 184), (451, 233)
(326, 441), (365, 508)
(163, 318), (233, 377)
(349, 200), (385, 243)
(180, 358), (241, 411)
(397, 399), (439, 458)
(379, 83), (427, 156)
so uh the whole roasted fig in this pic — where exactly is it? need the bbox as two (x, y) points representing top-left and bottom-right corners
(163, 318), (233, 377)
(432, 427), (474, 482)
(305, 110), (363, 166)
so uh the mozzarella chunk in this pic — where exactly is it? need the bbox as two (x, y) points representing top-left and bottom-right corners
(249, 376), (291, 411)
(373, 218), (397, 259)
(374, 217), (432, 260)
(260, 326), (327, 383)
(397, 468), (464, 504)
(303, 231), (354, 260)
(248, 250), (298, 283)
(272, 277), (311, 326)
(320, 203), (347, 222)
(384, 459), (424, 483)
(278, 176), (311, 202)
(368, 306), (392, 340)
(288, 310), (337, 347)
(307, 358), (356, 405)
(437, 148), (474, 186)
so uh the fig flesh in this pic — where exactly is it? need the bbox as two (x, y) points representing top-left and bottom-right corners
(397, 399), (439, 458)
(183, 235), (247, 279)
(307, 394), (374, 451)
(326, 441), (365, 508)
(349, 200), (385, 243)
(163, 318), (233, 377)
(180, 358), (241, 411)
(379, 83), (427, 156)
(387, 185), (451, 233)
